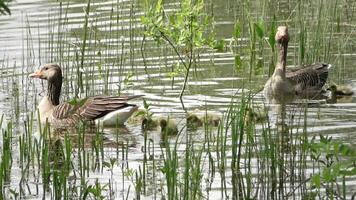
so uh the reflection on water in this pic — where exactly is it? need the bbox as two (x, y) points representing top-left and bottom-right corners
(0, 0), (356, 198)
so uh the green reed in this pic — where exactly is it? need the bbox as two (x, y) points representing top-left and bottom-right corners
(142, 128), (148, 195)
(1, 120), (13, 184)
(77, 0), (91, 96)
(19, 113), (34, 197)
(161, 133), (179, 199)
(40, 122), (50, 198)
(0, 117), (3, 187)
(216, 110), (228, 198)
(2, 0), (354, 199)
(0, 115), (13, 198)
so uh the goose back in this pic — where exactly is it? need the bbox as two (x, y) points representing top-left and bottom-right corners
(77, 96), (138, 120)
(49, 95), (142, 127)
(286, 63), (329, 98)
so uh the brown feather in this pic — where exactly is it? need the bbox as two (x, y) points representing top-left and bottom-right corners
(76, 95), (142, 121)
(52, 95), (143, 122)
(53, 102), (79, 119)
(286, 63), (329, 97)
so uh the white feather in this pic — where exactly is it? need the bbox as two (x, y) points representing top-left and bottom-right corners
(95, 105), (138, 127)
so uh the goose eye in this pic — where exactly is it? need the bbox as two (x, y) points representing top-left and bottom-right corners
(44, 67), (49, 70)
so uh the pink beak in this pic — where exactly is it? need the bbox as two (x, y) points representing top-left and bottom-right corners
(29, 70), (42, 78)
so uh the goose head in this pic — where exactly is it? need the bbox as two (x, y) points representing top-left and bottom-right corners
(327, 84), (337, 93)
(275, 26), (289, 44)
(159, 118), (178, 135)
(29, 63), (62, 82)
(327, 84), (354, 96)
(30, 63), (63, 105)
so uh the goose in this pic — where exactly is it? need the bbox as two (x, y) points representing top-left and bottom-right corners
(159, 118), (178, 136)
(186, 110), (221, 128)
(140, 116), (178, 135)
(326, 84), (354, 104)
(141, 116), (159, 131)
(327, 84), (354, 96)
(186, 114), (203, 129)
(245, 105), (267, 123)
(29, 63), (142, 130)
(263, 26), (330, 103)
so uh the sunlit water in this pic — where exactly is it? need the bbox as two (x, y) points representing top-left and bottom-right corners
(0, 0), (356, 199)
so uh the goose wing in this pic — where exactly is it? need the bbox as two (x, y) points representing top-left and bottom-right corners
(51, 102), (85, 127)
(52, 102), (80, 119)
(286, 63), (329, 94)
(77, 95), (142, 121)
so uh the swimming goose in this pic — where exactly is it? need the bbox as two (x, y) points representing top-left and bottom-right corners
(186, 110), (221, 129)
(327, 84), (354, 96)
(245, 105), (267, 123)
(29, 63), (141, 129)
(140, 115), (178, 135)
(263, 26), (330, 103)
(326, 84), (354, 104)
(159, 118), (178, 136)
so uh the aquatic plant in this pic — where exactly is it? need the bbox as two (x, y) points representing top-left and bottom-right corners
(141, 0), (224, 109)
(0, 0), (11, 15)
(309, 135), (356, 199)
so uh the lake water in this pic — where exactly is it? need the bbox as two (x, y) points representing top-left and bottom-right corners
(0, 0), (356, 199)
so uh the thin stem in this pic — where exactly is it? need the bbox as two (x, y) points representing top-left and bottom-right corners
(159, 30), (188, 70)
(141, 27), (150, 79)
(178, 15), (194, 111)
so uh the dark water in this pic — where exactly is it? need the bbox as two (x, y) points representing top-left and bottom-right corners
(0, 0), (356, 199)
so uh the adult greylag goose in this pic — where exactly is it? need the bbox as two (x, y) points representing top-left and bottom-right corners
(263, 26), (331, 103)
(29, 63), (142, 129)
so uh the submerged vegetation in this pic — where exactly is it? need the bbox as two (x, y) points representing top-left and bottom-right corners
(0, 0), (355, 199)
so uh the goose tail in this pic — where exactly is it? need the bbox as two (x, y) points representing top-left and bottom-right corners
(95, 105), (139, 127)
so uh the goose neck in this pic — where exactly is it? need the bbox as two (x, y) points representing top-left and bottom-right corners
(274, 42), (288, 77)
(47, 76), (62, 106)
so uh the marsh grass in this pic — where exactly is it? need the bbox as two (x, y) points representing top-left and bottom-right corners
(2, 84), (355, 198)
(0, 0), (355, 199)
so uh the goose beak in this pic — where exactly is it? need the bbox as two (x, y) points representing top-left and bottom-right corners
(29, 70), (43, 79)
(275, 26), (289, 43)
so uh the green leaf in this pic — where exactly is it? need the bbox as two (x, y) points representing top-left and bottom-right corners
(254, 22), (264, 39)
(110, 158), (117, 165)
(140, 16), (149, 24)
(143, 99), (150, 110)
(340, 167), (356, 176)
(233, 22), (240, 38)
(0, 2), (10, 15)
(311, 174), (321, 188)
(169, 15), (175, 26)
(194, 30), (203, 47)
(268, 19), (277, 50)
(322, 168), (332, 182)
(102, 161), (111, 168)
(332, 163), (341, 177)
(339, 144), (352, 156)
(213, 39), (225, 52)
(234, 55), (242, 70)
(155, 0), (163, 13)
(135, 110), (147, 117)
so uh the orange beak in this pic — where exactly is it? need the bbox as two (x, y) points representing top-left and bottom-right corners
(29, 69), (43, 79)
